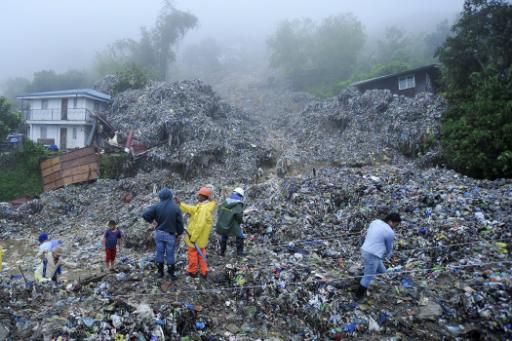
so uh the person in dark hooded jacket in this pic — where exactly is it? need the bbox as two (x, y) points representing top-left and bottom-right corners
(142, 187), (184, 279)
(215, 188), (245, 256)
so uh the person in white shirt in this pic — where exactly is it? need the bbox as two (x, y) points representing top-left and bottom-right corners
(34, 246), (75, 283)
(356, 213), (401, 299)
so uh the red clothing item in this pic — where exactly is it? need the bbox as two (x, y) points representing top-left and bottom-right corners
(105, 247), (117, 262)
(187, 246), (207, 275)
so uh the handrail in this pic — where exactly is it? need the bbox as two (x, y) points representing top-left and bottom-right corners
(25, 108), (102, 121)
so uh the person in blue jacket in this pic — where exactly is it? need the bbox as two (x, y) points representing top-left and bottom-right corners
(142, 188), (184, 279)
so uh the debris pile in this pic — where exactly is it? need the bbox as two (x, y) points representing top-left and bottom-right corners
(274, 89), (445, 174)
(106, 80), (275, 178)
(1, 161), (511, 339)
(0, 79), (510, 339)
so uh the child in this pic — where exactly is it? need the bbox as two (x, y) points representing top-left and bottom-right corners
(178, 186), (216, 278)
(104, 220), (123, 270)
(34, 246), (75, 283)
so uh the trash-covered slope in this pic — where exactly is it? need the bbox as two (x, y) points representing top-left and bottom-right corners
(1, 162), (511, 340)
(107, 80), (275, 178)
(0, 80), (510, 339)
(274, 89), (445, 173)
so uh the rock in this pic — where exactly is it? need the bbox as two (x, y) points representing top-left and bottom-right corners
(417, 301), (443, 320)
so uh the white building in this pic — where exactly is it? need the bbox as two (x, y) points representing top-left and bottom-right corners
(18, 89), (111, 150)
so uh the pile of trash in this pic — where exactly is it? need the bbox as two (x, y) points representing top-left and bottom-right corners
(274, 89), (445, 175)
(106, 80), (275, 178)
(1, 160), (511, 339)
(1, 78), (510, 339)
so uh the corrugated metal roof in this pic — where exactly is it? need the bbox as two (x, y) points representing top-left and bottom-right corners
(351, 64), (440, 87)
(17, 88), (111, 102)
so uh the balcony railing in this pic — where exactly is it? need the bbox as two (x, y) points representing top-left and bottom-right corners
(25, 108), (95, 121)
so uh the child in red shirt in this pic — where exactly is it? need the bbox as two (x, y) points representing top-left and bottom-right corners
(104, 220), (122, 270)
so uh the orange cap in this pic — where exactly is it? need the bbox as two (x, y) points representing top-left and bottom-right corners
(197, 187), (213, 198)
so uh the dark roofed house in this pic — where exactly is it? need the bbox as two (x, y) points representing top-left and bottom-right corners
(352, 64), (441, 97)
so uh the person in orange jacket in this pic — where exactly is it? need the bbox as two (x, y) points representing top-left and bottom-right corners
(177, 186), (217, 278)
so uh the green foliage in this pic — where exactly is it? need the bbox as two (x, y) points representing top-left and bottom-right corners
(1, 70), (91, 103)
(423, 20), (451, 62)
(298, 59), (414, 98)
(365, 61), (413, 78)
(375, 26), (413, 66)
(0, 97), (22, 140)
(100, 154), (128, 179)
(111, 64), (152, 94)
(267, 14), (365, 89)
(95, 1), (197, 80)
(1, 77), (31, 102)
(0, 140), (51, 201)
(438, 0), (512, 179)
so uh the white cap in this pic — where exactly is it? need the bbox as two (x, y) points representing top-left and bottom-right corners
(233, 187), (245, 197)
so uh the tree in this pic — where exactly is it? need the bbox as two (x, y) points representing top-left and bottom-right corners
(438, 0), (512, 179)
(267, 19), (315, 77)
(0, 97), (22, 140)
(375, 26), (412, 66)
(182, 38), (223, 73)
(95, 1), (197, 80)
(1, 77), (30, 101)
(423, 20), (452, 61)
(313, 14), (366, 80)
(111, 64), (152, 94)
(267, 14), (365, 89)
(153, 1), (198, 78)
(27, 69), (91, 92)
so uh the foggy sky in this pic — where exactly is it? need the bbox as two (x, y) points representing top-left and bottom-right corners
(0, 0), (464, 81)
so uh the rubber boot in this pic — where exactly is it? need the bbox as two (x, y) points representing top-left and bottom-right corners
(157, 263), (164, 278)
(219, 238), (227, 256)
(167, 264), (177, 281)
(355, 284), (367, 300)
(236, 237), (244, 256)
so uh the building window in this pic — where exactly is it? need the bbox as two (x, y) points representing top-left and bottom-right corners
(73, 97), (78, 108)
(73, 127), (77, 140)
(93, 101), (100, 112)
(40, 126), (47, 139)
(398, 74), (415, 90)
(41, 99), (49, 109)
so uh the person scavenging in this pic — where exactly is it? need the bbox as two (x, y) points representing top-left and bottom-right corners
(103, 220), (123, 271)
(143, 187), (184, 279)
(355, 212), (401, 299)
(178, 186), (217, 279)
(37, 232), (63, 259)
(34, 245), (76, 283)
(215, 187), (245, 257)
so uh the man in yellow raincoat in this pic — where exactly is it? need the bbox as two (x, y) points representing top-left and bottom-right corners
(178, 186), (216, 278)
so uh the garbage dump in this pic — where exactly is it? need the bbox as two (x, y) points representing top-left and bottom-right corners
(106, 80), (276, 178)
(274, 88), (445, 175)
(0, 81), (511, 340)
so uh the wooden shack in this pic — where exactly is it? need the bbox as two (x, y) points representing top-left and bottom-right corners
(352, 64), (441, 97)
(41, 146), (99, 191)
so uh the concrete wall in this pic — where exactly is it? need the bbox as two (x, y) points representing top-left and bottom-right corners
(84, 98), (106, 112)
(29, 124), (88, 150)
